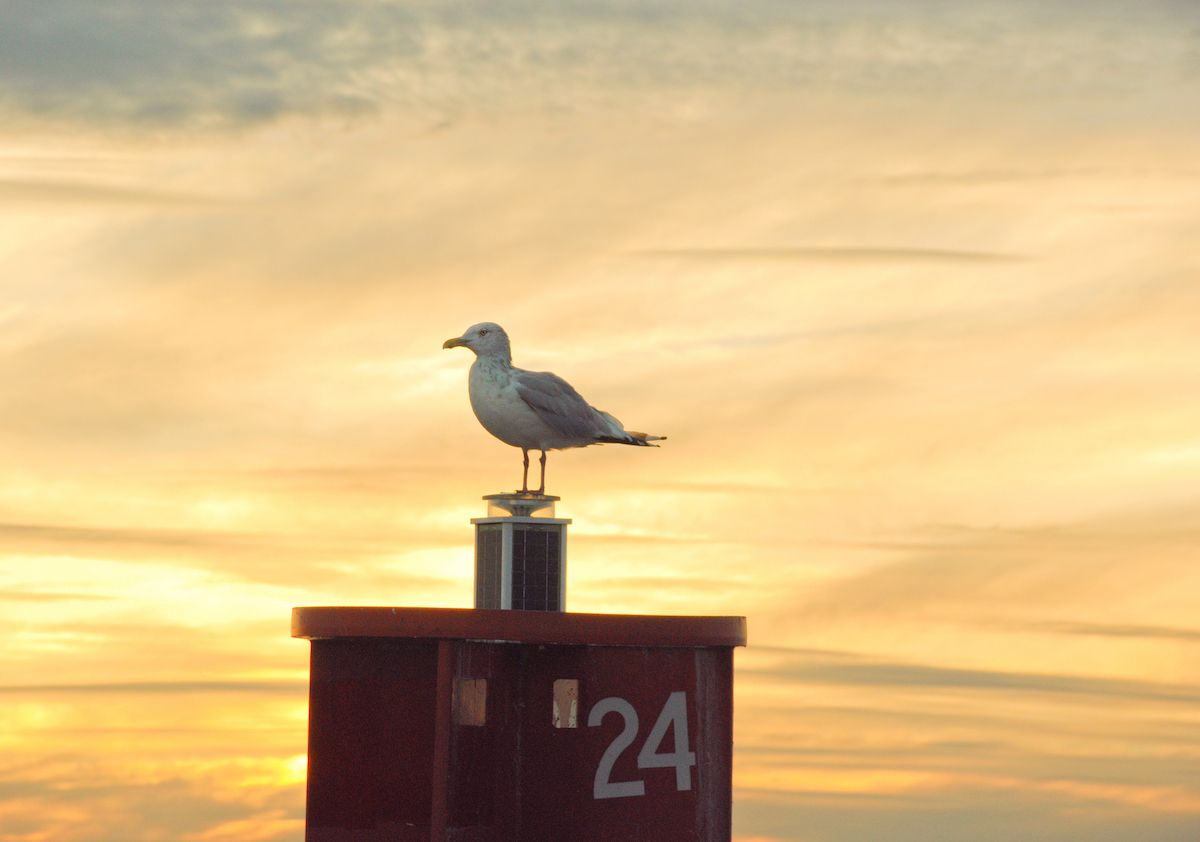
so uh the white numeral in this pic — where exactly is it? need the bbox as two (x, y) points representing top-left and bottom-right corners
(636, 691), (696, 791)
(588, 692), (698, 799)
(588, 697), (646, 799)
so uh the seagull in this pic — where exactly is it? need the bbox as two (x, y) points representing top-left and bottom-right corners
(443, 322), (664, 495)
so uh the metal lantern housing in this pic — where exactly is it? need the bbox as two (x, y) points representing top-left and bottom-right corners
(472, 493), (570, 611)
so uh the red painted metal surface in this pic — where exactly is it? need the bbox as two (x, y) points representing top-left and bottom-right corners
(297, 607), (745, 842)
(430, 640), (454, 842)
(293, 606), (747, 648)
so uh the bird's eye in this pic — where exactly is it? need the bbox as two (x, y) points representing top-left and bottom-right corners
(479, 329), (489, 336)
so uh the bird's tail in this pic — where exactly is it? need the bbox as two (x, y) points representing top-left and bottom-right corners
(629, 431), (665, 444)
(594, 409), (665, 447)
(595, 430), (665, 447)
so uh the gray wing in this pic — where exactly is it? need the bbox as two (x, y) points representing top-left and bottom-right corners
(514, 369), (615, 442)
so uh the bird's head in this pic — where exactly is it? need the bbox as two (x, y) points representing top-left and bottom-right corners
(443, 322), (512, 359)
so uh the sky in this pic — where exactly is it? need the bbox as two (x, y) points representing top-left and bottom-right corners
(1, 0), (1199, 840)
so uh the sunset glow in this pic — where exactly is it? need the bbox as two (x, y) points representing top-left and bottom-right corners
(2, 1), (1199, 840)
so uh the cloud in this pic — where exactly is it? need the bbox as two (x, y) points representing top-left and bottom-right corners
(0, 679), (306, 695)
(734, 787), (1200, 842)
(0, 0), (389, 129)
(742, 646), (1200, 704)
(0, 0), (1196, 131)
(0, 178), (233, 207)
(983, 619), (1200, 644)
(733, 642), (1200, 839)
(630, 247), (1029, 263)
(0, 519), (266, 551)
(0, 754), (305, 842)
(776, 507), (1200, 626)
(0, 516), (467, 596)
(0, 589), (113, 602)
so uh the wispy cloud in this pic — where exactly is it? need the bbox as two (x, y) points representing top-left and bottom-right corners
(0, 679), (306, 695)
(1, 0), (1196, 131)
(982, 619), (1200, 643)
(742, 647), (1200, 704)
(0, 178), (233, 207)
(630, 247), (1029, 263)
(776, 511), (1200, 627)
(0, 589), (113, 602)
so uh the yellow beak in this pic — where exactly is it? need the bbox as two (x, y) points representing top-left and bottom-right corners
(443, 336), (465, 349)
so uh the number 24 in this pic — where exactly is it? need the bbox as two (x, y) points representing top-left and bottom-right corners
(587, 691), (697, 800)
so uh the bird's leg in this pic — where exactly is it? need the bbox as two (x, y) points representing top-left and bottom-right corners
(520, 449), (531, 494)
(537, 450), (547, 495)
